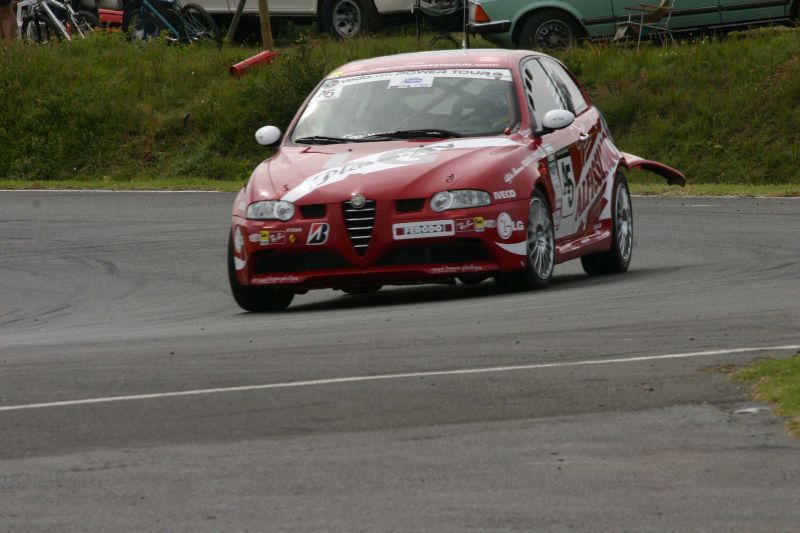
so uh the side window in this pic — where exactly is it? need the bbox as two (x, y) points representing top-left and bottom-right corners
(539, 58), (589, 116)
(521, 59), (566, 132)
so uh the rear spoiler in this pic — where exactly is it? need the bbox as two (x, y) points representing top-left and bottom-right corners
(621, 152), (686, 186)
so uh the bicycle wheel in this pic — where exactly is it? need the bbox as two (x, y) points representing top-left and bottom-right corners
(180, 3), (221, 48)
(123, 0), (168, 41)
(21, 13), (62, 42)
(68, 10), (101, 37)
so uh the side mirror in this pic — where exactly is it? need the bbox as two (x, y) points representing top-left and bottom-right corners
(255, 125), (282, 146)
(541, 109), (575, 131)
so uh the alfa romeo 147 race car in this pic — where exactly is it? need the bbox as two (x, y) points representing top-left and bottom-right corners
(228, 49), (686, 311)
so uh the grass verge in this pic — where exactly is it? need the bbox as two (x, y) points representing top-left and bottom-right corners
(1, 27), (799, 190)
(733, 354), (800, 437)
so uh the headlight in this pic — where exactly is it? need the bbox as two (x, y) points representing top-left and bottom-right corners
(430, 190), (491, 212)
(246, 200), (295, 221)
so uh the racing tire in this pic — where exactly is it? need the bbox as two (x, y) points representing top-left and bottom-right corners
(494, 190), (555, 291)
(321, 0), (379, 39)
(227, 235), (295, 312)
(181, 3), (222, 48)
(516, 9), (583, 51)
(580, 174), (633, 275)
(341, 286), (382, 295)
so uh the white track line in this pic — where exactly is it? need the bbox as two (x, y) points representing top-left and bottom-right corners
(1, 344), (797, 413)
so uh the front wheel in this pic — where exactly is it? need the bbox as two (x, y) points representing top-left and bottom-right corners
(227, 235), (294, 312)
(581, 174), (633, 275)
(320, 0), (379, 39)
(181, 3), (222, 48)
(21, 14), (61, 43)
(494, 190), (555, 291)
(516, 9), (582, 51)
(70, 11), (101, 36)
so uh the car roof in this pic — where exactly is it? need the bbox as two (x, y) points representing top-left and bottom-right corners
(327, 49), (543, 78)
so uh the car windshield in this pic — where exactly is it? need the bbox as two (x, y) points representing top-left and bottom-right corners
(291, 69), (520, 144)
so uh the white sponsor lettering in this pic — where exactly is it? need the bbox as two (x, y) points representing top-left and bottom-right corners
(493, 190), (517, 200)
(496, 212), (523, 240)
(393, 220), (455, 240)
(281, 138), (520, 203)
(428, 265), (485, 274)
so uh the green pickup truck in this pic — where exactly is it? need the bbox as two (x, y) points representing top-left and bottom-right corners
(469, 0), (798, 49)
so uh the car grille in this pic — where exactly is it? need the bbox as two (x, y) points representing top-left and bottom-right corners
(377, 240), (492, 267)
(343, 199), (376, 256)
(252, 250), (350, 274)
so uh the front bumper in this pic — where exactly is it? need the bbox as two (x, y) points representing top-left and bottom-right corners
(231, 198), (531, 290)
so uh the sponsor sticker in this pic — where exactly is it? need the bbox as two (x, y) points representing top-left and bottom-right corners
(455, 217), (486, 233)
(393, 220), (455, 240)
(428, 264), (485, 274)
(260, 230), (286, 246)
(307, 223), (330, 245)
(493, 190), (517, 200)
(497, 212), (524, 240)
(249, 234), (260, 243)
(389, 74), (435, 88)
(252, 275), (302, 285)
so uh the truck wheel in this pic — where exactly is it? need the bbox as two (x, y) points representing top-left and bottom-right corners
(321, 0), (379, 38)
(516, 9), (582, 51)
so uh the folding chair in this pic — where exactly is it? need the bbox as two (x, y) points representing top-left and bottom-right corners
(614, 0), (677, 50)
(413, 0), (465, 48)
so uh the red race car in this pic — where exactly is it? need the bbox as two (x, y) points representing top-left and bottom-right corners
(228, 49), (685, 311)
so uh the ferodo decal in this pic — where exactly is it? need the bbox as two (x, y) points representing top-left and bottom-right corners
(393, 220), (455, 240)
(281, 137), (521, 203)
(307, 223), (330, 245)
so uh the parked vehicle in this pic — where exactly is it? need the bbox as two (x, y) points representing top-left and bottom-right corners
(17, 0), (100, 41)
(227, 48), (685, 311)
(469, 0), (798, 50)
(122, 0), (222, 47)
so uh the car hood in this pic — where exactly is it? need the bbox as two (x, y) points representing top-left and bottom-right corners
(246, 137), (524, 204)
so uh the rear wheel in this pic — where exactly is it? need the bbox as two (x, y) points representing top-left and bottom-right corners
(494, 190), (555, 291)
(181, 3), (222, 47)
(516, 9), (582, 51)
(227, 235), (294, 312)
(123, 1), (182, 41)
(22, 13), (62, 42)
(321, 0), (379, 38)
(581, 174), (633, 275)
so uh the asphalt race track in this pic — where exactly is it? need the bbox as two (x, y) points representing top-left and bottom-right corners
(1, 191), (798, 531)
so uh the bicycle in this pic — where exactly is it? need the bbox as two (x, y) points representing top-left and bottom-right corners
(16, 0), (100, 42)
(122, 0), (221, 48)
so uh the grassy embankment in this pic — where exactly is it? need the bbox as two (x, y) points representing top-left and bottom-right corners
(733, 354), (800, 436)
(0, 27), (798, 194)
